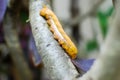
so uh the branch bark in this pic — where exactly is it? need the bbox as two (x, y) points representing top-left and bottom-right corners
(29, 0), (79, 80)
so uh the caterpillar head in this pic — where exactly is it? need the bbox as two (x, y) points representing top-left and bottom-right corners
(40, 7), (53, 19)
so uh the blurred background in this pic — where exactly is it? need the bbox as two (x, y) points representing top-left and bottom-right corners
(0, 0), (113, 80)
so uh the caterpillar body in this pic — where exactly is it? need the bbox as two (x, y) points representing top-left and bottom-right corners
(40, 7), (78, 59)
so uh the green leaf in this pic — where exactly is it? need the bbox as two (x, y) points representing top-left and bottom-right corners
(86, 39), (98, 52)
(97, 11), (108, 38)
(97, 7), (114, 38)
(105, 7), (114, 17)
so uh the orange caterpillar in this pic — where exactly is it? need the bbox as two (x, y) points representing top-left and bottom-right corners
(40, 7), (78, 59)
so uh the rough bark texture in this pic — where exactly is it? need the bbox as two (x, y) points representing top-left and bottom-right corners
(29, 0), (79, 80)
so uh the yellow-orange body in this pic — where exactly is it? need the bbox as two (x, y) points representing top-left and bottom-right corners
(40, 7), (78, 59)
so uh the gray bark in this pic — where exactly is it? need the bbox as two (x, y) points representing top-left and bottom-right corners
(29, 0), (79, 80)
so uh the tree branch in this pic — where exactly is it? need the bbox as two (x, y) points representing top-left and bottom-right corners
(77, 0), (120, 80)
(3, 12), (33, 80)
(63, 0), (105, 27)
(29, 0), (79, 80)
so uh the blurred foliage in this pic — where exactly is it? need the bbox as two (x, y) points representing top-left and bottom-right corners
(97, 7), (114, 38)
(86, 7), (114, 52)
(97, 12), (108, 38)
(86, 39), (99, 52)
